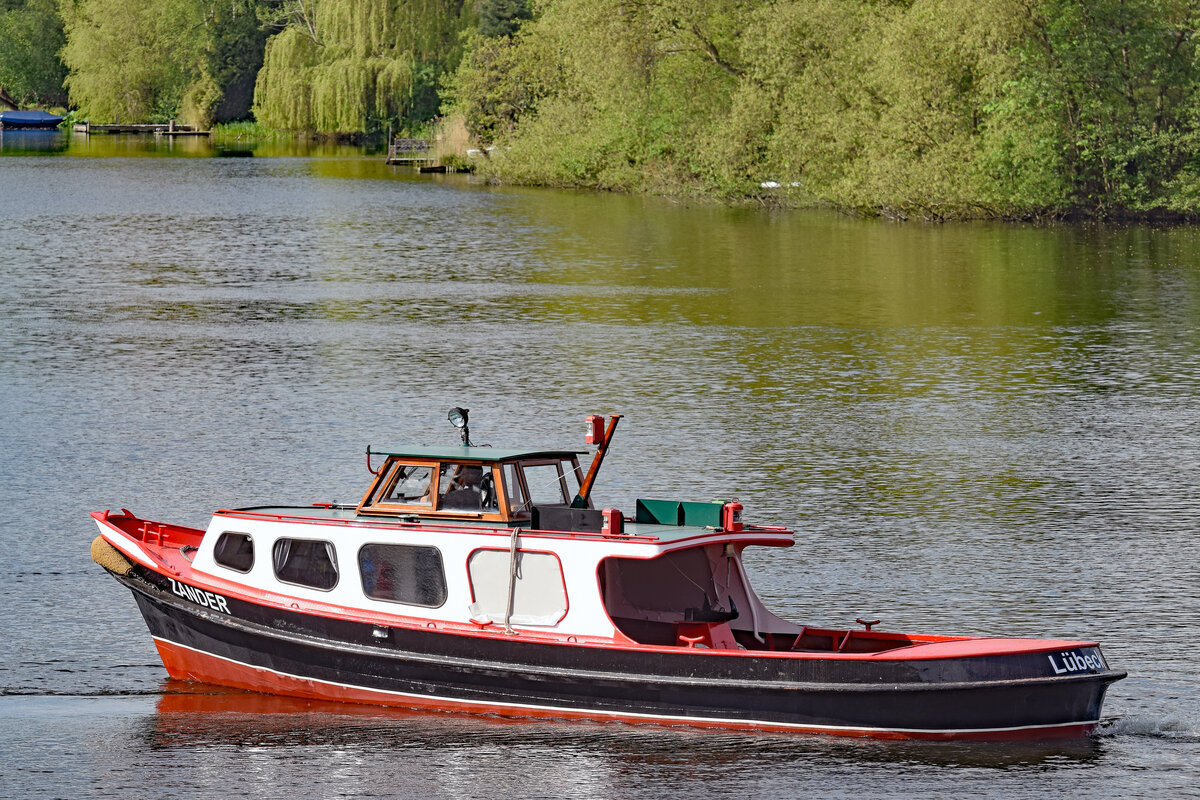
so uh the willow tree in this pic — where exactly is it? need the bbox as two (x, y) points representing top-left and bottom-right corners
(60, 0), (267, 126)
(60, 0), (207, 122)
(253, 0), (472, 133)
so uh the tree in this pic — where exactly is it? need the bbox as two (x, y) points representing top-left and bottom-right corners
(0, 0), (68, 106)
(450, 0), (1169, 216)
(59, 0), (271, 126)
(253, 0), (473, 133)
(186, 0), (270, 125)
(479, 0), (530, 37)
(60, 0), (207, 122)
(444, 29), (558, 143)
(1012, 0), (1200, 212)
(447, 0), (777, 191)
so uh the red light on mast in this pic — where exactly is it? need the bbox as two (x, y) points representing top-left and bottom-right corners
(585, 414), (604, 445)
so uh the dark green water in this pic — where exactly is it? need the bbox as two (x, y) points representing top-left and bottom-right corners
(1, 135), (1198, 798)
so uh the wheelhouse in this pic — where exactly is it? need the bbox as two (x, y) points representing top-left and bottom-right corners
(357, 446), (588, 523)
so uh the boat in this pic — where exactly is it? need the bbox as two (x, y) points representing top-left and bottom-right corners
(90, 409), (1125, 740)
(0, 109), (63, 130)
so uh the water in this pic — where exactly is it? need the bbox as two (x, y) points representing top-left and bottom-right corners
(2, 135), (1199, 797)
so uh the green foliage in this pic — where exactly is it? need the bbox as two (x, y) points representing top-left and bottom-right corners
(449, 0), (755, 191)
(0, 0), (67, 106)
(203, 0), (270, 124)
(478, 0), (529, 37)
(755, 0), (1048, 216)
(443, 30), (557, 143)
(60, 0), (271, 126)
(253, 0), (473, 133)
(252, 26), (318, 128)
(439, 151), (473, 171)
(60, 0), (207, 122)
(212, 119), (292, 140)
(447, 0), (1200, 217)
(1014, 0), (1200, 213)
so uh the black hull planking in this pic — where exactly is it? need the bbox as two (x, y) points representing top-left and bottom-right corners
(121, 568), (1124, 737)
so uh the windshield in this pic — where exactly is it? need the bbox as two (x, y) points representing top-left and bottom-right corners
(381, 464), (432, 506)
(437, 463), (498, 512)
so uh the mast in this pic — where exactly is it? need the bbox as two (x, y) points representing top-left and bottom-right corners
(571, 414), (621, 508)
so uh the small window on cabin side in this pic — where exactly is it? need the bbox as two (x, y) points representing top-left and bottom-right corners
(437, 463), (498, 513)
(273, 538), (338, 591)
(213, 532), (254, 573)
(381, 464), (432, 506)
(522, 463), (567, 506)
(358, 544), (447, 607)
(468, 549), (567, 625)
(502, 463), (528, 516)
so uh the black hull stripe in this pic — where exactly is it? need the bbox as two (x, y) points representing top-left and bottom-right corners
(123, 572), (1121, 732)
(128, 570), (1124, 687)
(151, 636), (1103, 736)
(149, 590), (1106, 695)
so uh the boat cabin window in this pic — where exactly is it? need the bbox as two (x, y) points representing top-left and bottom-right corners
(380, 464), (433, 506)
(521, 460), (580, 507)
(599, 546), (745, 645)
(212, 531), (254, 573)
(500, 463), (529, 517)
(467, 549), (567, 625)
(358, 544), (447, 608)
(437, 463), (498, 513)
(273, 538), (339, 591)
(359, 454), (582, 521)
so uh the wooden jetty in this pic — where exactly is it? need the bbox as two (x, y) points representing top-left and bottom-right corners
(386, 137), (432, 165)
(73, 120), (210, 136)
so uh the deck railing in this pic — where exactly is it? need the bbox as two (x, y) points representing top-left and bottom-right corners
(386, 137), (431, 164)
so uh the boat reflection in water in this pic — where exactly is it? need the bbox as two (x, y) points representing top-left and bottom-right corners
(0, 128), (67, 153)
(149, 681), (1107, 770)
(94, 410), (1125, 741)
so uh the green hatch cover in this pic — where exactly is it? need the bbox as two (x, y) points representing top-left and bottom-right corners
(635, 498), (725, 527)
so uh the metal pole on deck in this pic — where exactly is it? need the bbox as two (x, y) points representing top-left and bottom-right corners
(572, 415), (622, 508)
(503, 527), (521, 634)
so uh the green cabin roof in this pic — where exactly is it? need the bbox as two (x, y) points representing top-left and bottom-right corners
(369, 445), (587, 463)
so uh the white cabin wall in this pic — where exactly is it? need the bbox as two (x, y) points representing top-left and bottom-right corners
(190, 517), (627, 638)
(188, 515), (794, 640)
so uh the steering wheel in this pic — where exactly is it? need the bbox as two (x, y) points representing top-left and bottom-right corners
(480, 473), (495, 508)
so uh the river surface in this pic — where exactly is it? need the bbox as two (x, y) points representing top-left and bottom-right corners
(1, 133), (1198, 798)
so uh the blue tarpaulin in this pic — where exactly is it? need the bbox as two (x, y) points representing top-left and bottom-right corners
(0, 110), (64, 129)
